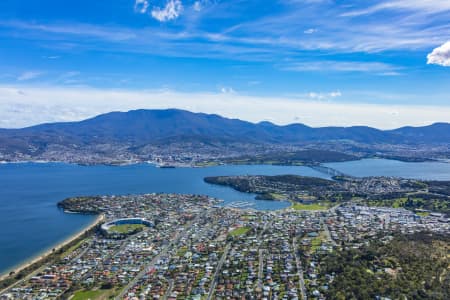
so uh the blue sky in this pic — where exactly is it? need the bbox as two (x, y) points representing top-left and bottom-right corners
(0, 0), (450, 128)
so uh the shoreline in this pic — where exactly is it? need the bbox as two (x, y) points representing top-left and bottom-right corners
(0, 213), (104, 282)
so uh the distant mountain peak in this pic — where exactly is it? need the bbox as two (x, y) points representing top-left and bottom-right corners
(0, 109), (448, 160)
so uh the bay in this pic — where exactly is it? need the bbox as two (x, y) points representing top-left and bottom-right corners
(1, 158), (449, 275)
(0, 162), (327, 274)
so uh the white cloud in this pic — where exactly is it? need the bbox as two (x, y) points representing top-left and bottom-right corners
(134, 0), (149, 14)
(307, 91), (341, 101)
(17, 71), (42, 81)
(282, 61), (398, 74)
(329, 91), (341, 97)
(0, 85), (449, 129)
(219, 86), (235, 94)
(151, 0), (183, 22)
(0, 20), (136, 41)
(342, 0), (450, 17)
(427, 41), (450, 67)
(43, 55), (60, 59)
(193, 1), (202, 11)
(303, 28), (317, 34)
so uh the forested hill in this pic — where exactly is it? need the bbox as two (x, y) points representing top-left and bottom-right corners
(2, 109), (449, 144)
(0, 109), (449, 163)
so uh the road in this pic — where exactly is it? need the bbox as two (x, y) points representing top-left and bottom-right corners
(323, 204), (339, 247)
(162, 279), (174, 300)
(292, 237), (307, 300)
(257, 249), (264, 289)
(206, 243), (231, 300)
(116, 214), (202, 299)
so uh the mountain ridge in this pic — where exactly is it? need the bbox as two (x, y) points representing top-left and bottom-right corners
(0, 109), (448, 163)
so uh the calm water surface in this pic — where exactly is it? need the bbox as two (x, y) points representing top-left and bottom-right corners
(0, 162), (327, 274)
(1, 159), (449, 274)
(325, 159), (450, 180)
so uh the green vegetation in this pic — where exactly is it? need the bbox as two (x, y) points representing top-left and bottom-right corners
(318, 233), (450, 299)
(204, 175), (337, 195)
(206, 174), (450, 216)
(310, 232), (327, 251)
(415, 211), (430, 217)
(269, 193), (286, 200)
(109, 224), (145, 234)
(224, 150), (357, 165)
(194, 161), (221, 167)
(72, 289), (114, 300)
(0, 223), (99, 290)
(291, 202), (328, 211)
(59, 238), (90, 258)
(229, 226), (251, 237)
(363, 195), (450, 216)
(176, 246), (188, 257)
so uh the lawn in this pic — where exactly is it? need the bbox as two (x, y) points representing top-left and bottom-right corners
(60, 237), (90, 257)
(194, 161), (220, 167)
(109, 224), (145, 234)
(72, 289), (113, 300)
(415, 211), (430, 217)
(391, 197), (408, 208)
(310, 231), (327, 252)
(229, 226), (251, 237)
(269, 193), (287, 200)
(291, 202), (328, 211)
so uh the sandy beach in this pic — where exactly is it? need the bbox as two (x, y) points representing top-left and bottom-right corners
(0, 213), (104, 282)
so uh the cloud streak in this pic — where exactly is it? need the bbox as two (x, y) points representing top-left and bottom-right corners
(134, 0), (149, 14)
(281, 61), (399, 74)
(17, 71), (43, 81)
(0, 85), (448, 129)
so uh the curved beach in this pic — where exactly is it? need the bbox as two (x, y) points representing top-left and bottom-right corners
(0, 213), (104, 282)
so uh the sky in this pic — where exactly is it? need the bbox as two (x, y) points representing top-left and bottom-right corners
(0, 0), (450, 129)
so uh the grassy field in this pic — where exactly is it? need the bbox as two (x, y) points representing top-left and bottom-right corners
(194, 161), (220, 167)
(229, 226), (251, 237)
(310, 231), (328, 252)
(72, 289), (114, 300)
(60, 237), (90, 258)
(415, 211), (430, 217)
(109, 224), (145, 234)
(291, 202), (329, 211)
(269, 193), (287, 200)
(391, 197), (408, 208)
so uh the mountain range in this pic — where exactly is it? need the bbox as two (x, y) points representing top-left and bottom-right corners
(0, 109), (449, 163)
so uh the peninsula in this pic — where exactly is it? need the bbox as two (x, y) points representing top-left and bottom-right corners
(0, 191), (448, 299)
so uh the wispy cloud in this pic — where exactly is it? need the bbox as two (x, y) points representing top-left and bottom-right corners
(1, 1), (450, 70)
(193, 1), (203, 12)
(134, 0), (149, 14)
(0, 85), (448, 129)
(17, 71), (43, 81)
(281, 61), (399, 74)
(303, 28), (317, 34)
(151, 0), (183, 22)
(307, 91), (341, 101)
(0, 20), (137, 41)
(342, 0), (450, 17)
(427, 41), (450, 67)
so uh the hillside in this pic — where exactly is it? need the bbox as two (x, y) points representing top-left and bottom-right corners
(0, 109), (449, 164)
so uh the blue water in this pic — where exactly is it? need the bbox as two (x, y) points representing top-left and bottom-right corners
(0, 162), (328, 274)
(325, 159), (450, 180)
(1, 159), (449, 275)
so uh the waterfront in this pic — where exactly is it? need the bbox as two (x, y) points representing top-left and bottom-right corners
(0, 163), (325, 275)
(0, 159), (449, 275)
